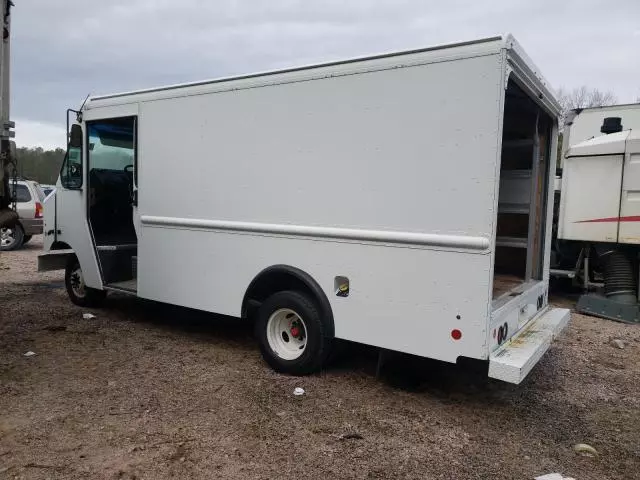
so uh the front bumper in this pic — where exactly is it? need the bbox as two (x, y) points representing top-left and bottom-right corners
(488, 307), (570, 384)
(38, 249), (74, 272)
(21, 218), (43, 236)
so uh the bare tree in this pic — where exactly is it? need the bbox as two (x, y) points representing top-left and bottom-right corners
(556, 85), (617, 113)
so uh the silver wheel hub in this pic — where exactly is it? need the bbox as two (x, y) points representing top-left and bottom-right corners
(0, 227), (15, 248)
(266, 308), (307, 360)
(70, 266), (86, 298)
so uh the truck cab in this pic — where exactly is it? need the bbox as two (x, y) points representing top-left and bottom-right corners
(41, 117), (139, 302)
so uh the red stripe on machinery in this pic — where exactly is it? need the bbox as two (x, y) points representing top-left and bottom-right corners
(577, 215), (640, 223)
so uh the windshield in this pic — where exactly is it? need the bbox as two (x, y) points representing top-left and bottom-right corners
(88, 121), (134, 171)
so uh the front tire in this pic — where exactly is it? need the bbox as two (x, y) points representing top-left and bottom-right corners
(65, 258), (107, 307)
(256, 290), (332, 375)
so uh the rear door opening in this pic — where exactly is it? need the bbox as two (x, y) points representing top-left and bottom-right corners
(493, 78), (553, 306)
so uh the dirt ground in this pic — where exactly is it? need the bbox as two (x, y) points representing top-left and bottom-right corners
(0, 237), (638, 480)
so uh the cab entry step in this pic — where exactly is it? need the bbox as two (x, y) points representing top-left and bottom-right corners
(488, 307), (570, 384)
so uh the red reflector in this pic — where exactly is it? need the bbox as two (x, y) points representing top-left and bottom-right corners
(35, 202), (43, 218)
(451, 329), (462, 340)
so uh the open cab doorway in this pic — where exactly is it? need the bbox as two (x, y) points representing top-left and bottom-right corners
(87, 117), (138, 293)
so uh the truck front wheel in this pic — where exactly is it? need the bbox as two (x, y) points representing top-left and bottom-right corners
(65, 258), (107, 307)
(256, 290), (332, 375)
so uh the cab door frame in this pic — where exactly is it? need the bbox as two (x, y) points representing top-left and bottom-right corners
(43, 112), (103, 289)
(84, 115), (138, 287)
(81, 104), (140, 288)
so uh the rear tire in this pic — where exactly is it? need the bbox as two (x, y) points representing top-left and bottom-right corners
(256, 290), (332, 375)
(0, 224), (24, 251)
(22, 235), (32, 245)
(65, 257), (107, 307)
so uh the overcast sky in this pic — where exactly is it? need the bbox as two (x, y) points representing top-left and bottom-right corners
(12, 0), (640, 149)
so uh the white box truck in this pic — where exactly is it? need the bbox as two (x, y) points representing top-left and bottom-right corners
(39, 35), (569, 383)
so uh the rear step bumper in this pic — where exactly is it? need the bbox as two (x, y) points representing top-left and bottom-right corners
(488, 307), (570, 384)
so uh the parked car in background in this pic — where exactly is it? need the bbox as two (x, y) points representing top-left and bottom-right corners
(0, 179), (44, 250)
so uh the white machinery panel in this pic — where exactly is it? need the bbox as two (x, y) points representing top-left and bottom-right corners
(619, 136), (640, 243)
(564, 103), (640, 153)
(559, 154), (623, 242)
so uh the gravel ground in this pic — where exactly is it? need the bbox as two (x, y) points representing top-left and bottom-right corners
(0, 237), (638, 480)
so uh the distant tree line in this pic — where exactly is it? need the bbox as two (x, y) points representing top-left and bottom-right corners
(15, 147), (65, 185)
(556, 85), (617, 112)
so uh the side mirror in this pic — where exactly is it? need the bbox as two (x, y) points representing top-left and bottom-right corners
(69, 123), (83, 148)
(60, 124), (84, 189)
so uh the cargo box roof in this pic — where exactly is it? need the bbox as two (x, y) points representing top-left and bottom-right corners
(85, 34), (559, 116)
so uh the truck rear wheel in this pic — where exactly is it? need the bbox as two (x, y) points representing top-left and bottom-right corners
(65, 258), (107, 307)
(256, 290), (332, 375)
